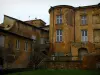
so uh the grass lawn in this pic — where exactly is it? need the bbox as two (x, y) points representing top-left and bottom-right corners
(6, 69), (100, 75)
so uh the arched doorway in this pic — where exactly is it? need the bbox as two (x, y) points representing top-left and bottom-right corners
(78, 48), (88, 60)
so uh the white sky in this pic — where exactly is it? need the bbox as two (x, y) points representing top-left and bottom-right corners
(0, 0), (100, 25)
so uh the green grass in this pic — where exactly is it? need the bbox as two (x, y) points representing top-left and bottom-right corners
(6, 69), (100, 75)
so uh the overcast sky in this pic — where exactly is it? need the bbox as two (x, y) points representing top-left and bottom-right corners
(0, 0), (100, 25)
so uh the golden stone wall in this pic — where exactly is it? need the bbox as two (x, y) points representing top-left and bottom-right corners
(1, 15), (49, 68)
(49, 6), (74, 55)
(49, 4), (100, 57)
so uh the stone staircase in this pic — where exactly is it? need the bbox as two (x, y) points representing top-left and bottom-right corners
(27, 51), (48, 68)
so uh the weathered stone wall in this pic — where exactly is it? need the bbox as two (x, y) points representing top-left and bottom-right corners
(45, 61), (82, 69)
(49, 6), (74, 54)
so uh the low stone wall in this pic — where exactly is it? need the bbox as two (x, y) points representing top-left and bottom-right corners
(82, 54), (100, 69)
(44, 61), (82, 69)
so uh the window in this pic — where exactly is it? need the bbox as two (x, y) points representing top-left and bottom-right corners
(31, 35), (36, 40)
(94, 30), (100, 42)
(56, 15), (62, 24)
(81, 15), (87, 25)
(81, 30), (88, 42)
(40, 38), (45, 44)
(56, 29), (62, 42)
(24, 41), (28, 51)
(92, 14), (100, 24)
(16, 40), (20, 50)
(66, 10), (73, 26)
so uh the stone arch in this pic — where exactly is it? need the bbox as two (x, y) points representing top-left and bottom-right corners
(78, 48), (88, 60)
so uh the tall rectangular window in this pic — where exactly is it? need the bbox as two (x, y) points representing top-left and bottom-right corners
(92, 14), (100, 24)
(25, 41), (28, 51)
(81, 30), (88, 42)
(56, 15), (62, 24)
(81, 15), (87, 25)
(56, 29), (62, 42)
(16, 40), (20, 50)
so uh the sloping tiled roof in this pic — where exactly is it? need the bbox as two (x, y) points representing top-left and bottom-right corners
(25, 19), (46, 25)
(0, 28), (33, 40)
(4, 15), (48, 32)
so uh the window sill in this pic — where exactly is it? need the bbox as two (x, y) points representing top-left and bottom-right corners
(24, 50), (28, 52)
(16, 48), (20, 50)
(93, 23), (100, 24)
(55, 23), (63, 25)
(94, 42), (100, 43)
(55, 41), (63, 43)
(80, 24), (88, 26)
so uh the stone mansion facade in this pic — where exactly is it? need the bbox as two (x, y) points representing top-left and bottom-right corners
(49, 3), (100, 60)
(0, 3), (100, 69)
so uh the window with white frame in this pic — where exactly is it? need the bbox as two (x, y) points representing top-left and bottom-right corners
(81, 15), (87, 25)
(16, 40), (20, 50)
(24, 41), (28, 51)
(81, 30), (88, 42)
(56, 29), (62, 42)
(56, 15), (62, 24)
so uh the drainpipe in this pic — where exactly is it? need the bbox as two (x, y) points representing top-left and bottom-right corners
(52, 7), (54, 55)
(74, 9), (76, 42)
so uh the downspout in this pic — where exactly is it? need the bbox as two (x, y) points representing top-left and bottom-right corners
(52, 7), (54, 54)
(70, 9), (76, 57)
(74, 9), (76, 42)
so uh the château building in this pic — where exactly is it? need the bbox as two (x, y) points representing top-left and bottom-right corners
(0, 3), (100, 69)
(49, 3), (100, 60)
